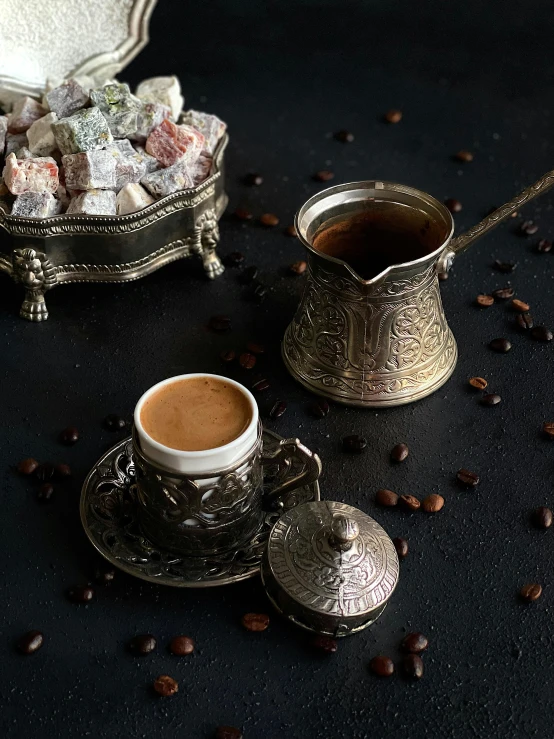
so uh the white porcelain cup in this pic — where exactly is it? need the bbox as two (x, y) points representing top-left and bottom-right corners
(133, 373), (259, 475)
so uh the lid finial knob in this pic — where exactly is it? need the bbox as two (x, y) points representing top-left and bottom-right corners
(330, 514), (360, 551)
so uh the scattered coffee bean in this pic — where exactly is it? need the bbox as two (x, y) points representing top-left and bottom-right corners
(129, 634), (157, 655)
(493, 260), (516, 273)
(516, 313), (534, 330)
(284, 224), (297, 237)
(67, 586), (95, 603)
(17, 630), (44, 655)
(512, 299), (530, 312)
(400, 494), (420, 512)
(234, 207), (253, 221)
(475, 294), (494, 307)
(537, 238), (552, 253)
(239, 265), (258, 284)
(59, 426), (79, 445)
(244, 172), (263, 186)
(402, 654), (424, 679)
(422, 494), (444, 513)
(224, 251), (245, 266)
(444, 198), (462, 213)
(376, 489), (399, 507)
(469, 377), (488, 390)
(520, 583), (542, 602)
(17, 457), (39, 475)
(334, 129), (354, 143)
(519, 220), (538, 236)
(393, 537), (409, 559)
(401, 632), (429, 654)
(542, 422), (554, 439)
(492, 286), (514, 300)
(455, 149), (474, 162)
(457, 468), (479, 486)
(260, 212), (279, 227)
(94, 566), (115, 585)
(269, 400), (287, 420)
(489, 337), (512, 353)
(54, 463), (71, 479)
(239, 352), (256, 369)
(531, 326), (553, 342)
(246, 342), (264, 354)
(220, 349), (236, 362)
(481, 393), (501, 406)
(289, 260), (307, 275)
(153, 675), (178, 697)
(215, 727), (243, 739)
(35, 462), (55, 481)
(308, 398), (329, 418)
(314, 169), (335, 182)
(242, 613), (270, 632)
(169, 636), (195, 656)
(531, 506), (553, 529)
(369, 655), (395, 676)
(384, 109), (402, 124)
(390, 443), (409, 462)
(209, 315), (232, 332)
(104, 414), (126, 431)
(251, 378), (270, 393)
(37, 483), (54, 503)
(312, 635), (338, 654)
(342, 434), (368, 453)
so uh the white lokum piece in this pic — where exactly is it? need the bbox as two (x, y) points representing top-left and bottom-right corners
(132, 145), (160, 173)
(3, 153), (59, 194)
(141, 159), (194, 198)
(66, 189), (117, 215)
(0, 115), (7, 155)
(8, 97), (46, 133)
(5, 133), (28, 157)
(104, 144), (147, 191)
(27, 112), (59, 157)
(52, 107), (113, 155)
(181, 110), (226, 155)
(11, 192), (62, 217)
(191, 153), (213, 186)
(133, 102), (171, 142)
(110, 139), (136, 157)
(90, 83), (141, 138)
(62, 151), (117, 190)
(135, 76), (183, 121)
(116, 182), (155, 215)
(45, 79), (90, 119)
(16, 147), (34, 160)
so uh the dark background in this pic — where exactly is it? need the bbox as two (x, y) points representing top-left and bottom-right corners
(2, 1), (554, 737)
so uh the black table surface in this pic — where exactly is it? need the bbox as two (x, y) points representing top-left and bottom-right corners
(3, 1), (554, 737)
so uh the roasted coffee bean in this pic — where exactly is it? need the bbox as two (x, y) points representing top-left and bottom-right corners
(313, 170), (335, 182)
(492, 286), (514, 300)
(239, 352), (256, 369)
(308, 398), (329, 418)
(238, 265), (258, 284)
(289, 260), (307, 275)
(260, 212), (279, 227)
(531, 326), (553, 342)
(520, 583), (542, 602)
(537, 238), (552, 253)
(393, 537), (409, 559)
(284, 224), (297, 237)
(54, 463), (71, 479)
(542, 422), (554, 439)
(481, 393), (501, 406)
(476, 294), (494, 307)
(35, 462), (55, 481)
(244, 172), (263, 186)
(401, 632), (429, 653)
(209, 315), (232, 332)
(469, 377), (488, 390)
(312, 635), (338, 654)
(489, 337), (512, 353)
(234, 207), (253, 221)
(129, 634), (157, 655)
(342, 434), (367, 453)
(493, 260), (516, 273)
(17, 630), (44, 655)
(37, 483), (54, 503)
(224, 251), (245, 266)
(246, 342), (265, 354)
(455, 149), (474, 162)
(269, 400), (287, 420)
(457, 468), (479, 486)
(402, 654), (424, 679)
(376, 489), (399, 507)
(220, 349), (236, 362)
(444, 198), (462, 213)
(215, 727), (243, 739)
(251, 378), (270, 393)
(369, 655), (394, 676)
(512, 299), (530, 312)
(400, 494), (420, 511)
(334, 129), (355, 143)
(531, 506), (553, 529)
(519, 220), (539, 236)
(390, 443), (409, 462)
(242, 613), (270, 632)
(153, 675), (178, 697)
(384, 109), (402, 124)
(516, 313), (534, 330)
(67, 586), (95, 603)
(169, 636), (195, 656)
(104, 414), (126, 431)
(17, 458), (39, 475)
(94, 566), (115, 585)
(422, 494), (444, 513)
(59, 426), (79, 445)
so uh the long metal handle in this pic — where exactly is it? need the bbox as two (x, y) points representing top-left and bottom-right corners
(263, 438), (322, 505)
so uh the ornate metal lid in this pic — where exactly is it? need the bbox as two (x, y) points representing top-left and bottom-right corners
(0, 0), (157, 104)
(262, 501), (399, 636)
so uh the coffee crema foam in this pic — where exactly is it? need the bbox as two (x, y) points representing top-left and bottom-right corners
(140, 377), (252, 452)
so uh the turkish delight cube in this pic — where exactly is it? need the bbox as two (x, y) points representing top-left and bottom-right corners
(62, 151), (117, 190)
(45, 79), (90, 119)
(131, 146), (160, 174)
(90, 83), (141, 138)
(52, 107), (113, 155)
(110, 139), (136, 157)
(0, 115), (7, 155)
(135, 76), (183, 120)
(116, 183), (155, 215)
(3, 153), (59, 194)
(141, 159), (194, 198)
(145, 120), (204, 168)
(11, 192), (62, 218)
(27, 112), (59, 157)
(103, 144), (147, 190)
(66, 189), (117, 215)
(5, 133), (28, 157)
(8, 97), (46, 134)
(191, 153), (213, 186)
(16, 147), (34, 160)
(133, 102), (171, 142)
(181, 110), (226, 155)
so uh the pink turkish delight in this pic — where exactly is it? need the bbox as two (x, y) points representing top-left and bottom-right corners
(11, 192), (62, 217)
(181, 110), (226, 155)
(62, 151), (117, 190)
(66, 189), (117, 215)
(8, 97), (47, 134)
(3, 153), (59, 194)
(145, 119), (204, 168)
(45, 79), (90, 119)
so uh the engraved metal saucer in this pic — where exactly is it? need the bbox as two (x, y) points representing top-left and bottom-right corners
(80, 429), (320, 588)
